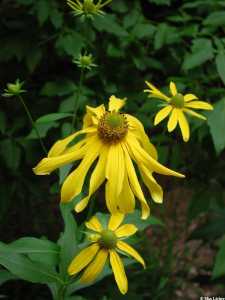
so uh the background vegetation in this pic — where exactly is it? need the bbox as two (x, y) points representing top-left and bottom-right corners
(1, 0), (225, 299)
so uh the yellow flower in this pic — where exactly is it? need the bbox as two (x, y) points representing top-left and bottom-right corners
(144, 81), (213, 142)
(68, 214), (145, 294)
(33, 96), (184, 219)
(67, 0), (112, 19)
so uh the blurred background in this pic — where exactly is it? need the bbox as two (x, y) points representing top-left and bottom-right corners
(0, 0), (225, 299)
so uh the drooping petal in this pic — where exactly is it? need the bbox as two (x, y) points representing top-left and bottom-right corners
(33, 143), (87, 175)
(105, 144), (125, 213)
(109, 250), (128, 295)
(144, 81), (170, 102)
(68, 243), (99, 275)
(183, 108), (206, 120)
(117, 170), (135, 214)
(154, 106), (172, 126)
(139, 164), (163, 203)
(61, 137), (102, 203)
(85, 216), (103, 232)
(169, 81), (177, 96)
(126, 114), (158, 160)
(122, 143), (150, 220)
(80, 249), (108, 284)
(115, 224), (137, 238)
(126, 132), (185, 178)
(108, 214), (125, 231)
(178, 111), (190, 142)
(75, 146), (108, 213)
(184, 94), (198, 102)
(83, 104), (105, 128)
(185, 101), (213, 110)
(167, 108), (178, 132)
(108, 95), (126, 112)
(117, 241), (145, 268)
(48, 127), (97, 157)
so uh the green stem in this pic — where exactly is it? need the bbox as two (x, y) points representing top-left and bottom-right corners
(56, 285), (66, 300)
(71, 69), (85, 132)
(18, 95), (47, 155)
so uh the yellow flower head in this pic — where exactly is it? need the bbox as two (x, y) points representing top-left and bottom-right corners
(144, 81), (213, 142)
(33, 96), (184, 219)
(67, 0), (112, 19)
(68, 214), (145, 294)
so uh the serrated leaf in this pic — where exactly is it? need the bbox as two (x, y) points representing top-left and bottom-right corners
(182, 38), (214, 70)
(93, 15), (128, 37)
(36, 113), (72, 124)
(208, 98), (225, 155)
(216, 51), (225, 85)
(55, 32), (84, 57)
(40, 80), (76, 97)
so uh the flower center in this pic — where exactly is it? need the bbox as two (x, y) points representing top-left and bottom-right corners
(99, 230), (117, 249)
(170, 93), (184, 108)
(83, 0), (96, 14)
(98, 112), (128, 144)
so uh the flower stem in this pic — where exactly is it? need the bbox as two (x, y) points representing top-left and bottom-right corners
(18, 95), (47, 155)
(71, 69), (85, 132)
(56, 285), (66, 300)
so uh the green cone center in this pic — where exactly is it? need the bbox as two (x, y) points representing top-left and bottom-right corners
(105, 113), (124, 128)
(83, 0), (95, 13)
(100, 230), (117, 249)
(170, 93), (184, 108)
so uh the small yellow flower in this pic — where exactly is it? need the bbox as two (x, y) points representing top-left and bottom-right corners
(67, 0), (112, 19)
(144, 81), (213, 142)
(33, 96), (184, 219)
(68, 214), (145, 294)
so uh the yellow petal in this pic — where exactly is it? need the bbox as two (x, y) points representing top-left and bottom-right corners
(85, 216), (103, 232)
(122, 143), (150, 220)
(183, 108), (206, 120)
(80, 249), (108, 284)
(117, 241), (145, 268)
(115, 224), (137, 237)
(144, 81), (170, 102)
(139, 164), (163, 203)
(108, 214), (125, 231)
(68, 243), (99, 275)
(48, 127), (96, 157)
(105, 144), (125, 213)
(126, 132), (185, 178)
(117, 171), (135, 214)
(126, 114), (158, 160)
(184, 94), (198, 102)
(61, 137), (102, 203)
(86, 104), (106, 119)
(108, 95), (126, 112)
(178, 111), (190, 142)
(169, 81), (177, 96)
(185, 101), (213, 110)
(75, 147), (108, 213)
(33, 144), (87, 175)
(167, 108), (178, 132)
(109, 250), (128, 295)
(154, 106), (172, 126)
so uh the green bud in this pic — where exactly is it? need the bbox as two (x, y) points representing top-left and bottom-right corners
(2, 79), (26, 98)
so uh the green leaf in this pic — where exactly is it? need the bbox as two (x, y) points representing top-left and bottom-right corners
(36, 0), (50, 26)
(0, 242), (62, 284)
(55, 32), (84, 57)
(93, 15), (128, 37)
(208, 98), (225, 154)
(0, 270), (17, 286)
(9, 237), (60, 267)
(154, 23), (178, 50)
(182, 38), (214, 70)
(50, 8), (63, 29)
(0, 111), (6, 134)
(125, 210), (164, 230)
(40, 80), (76, 97)
(132, 23), (155, 39)
(216, 50), (225, 85)
(213, 238), (225, 279)
(36, 113), (72, 124)
(204, 11), (225, 27)
(58, 203), (78, 279)
(26, 122), (59, 139)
